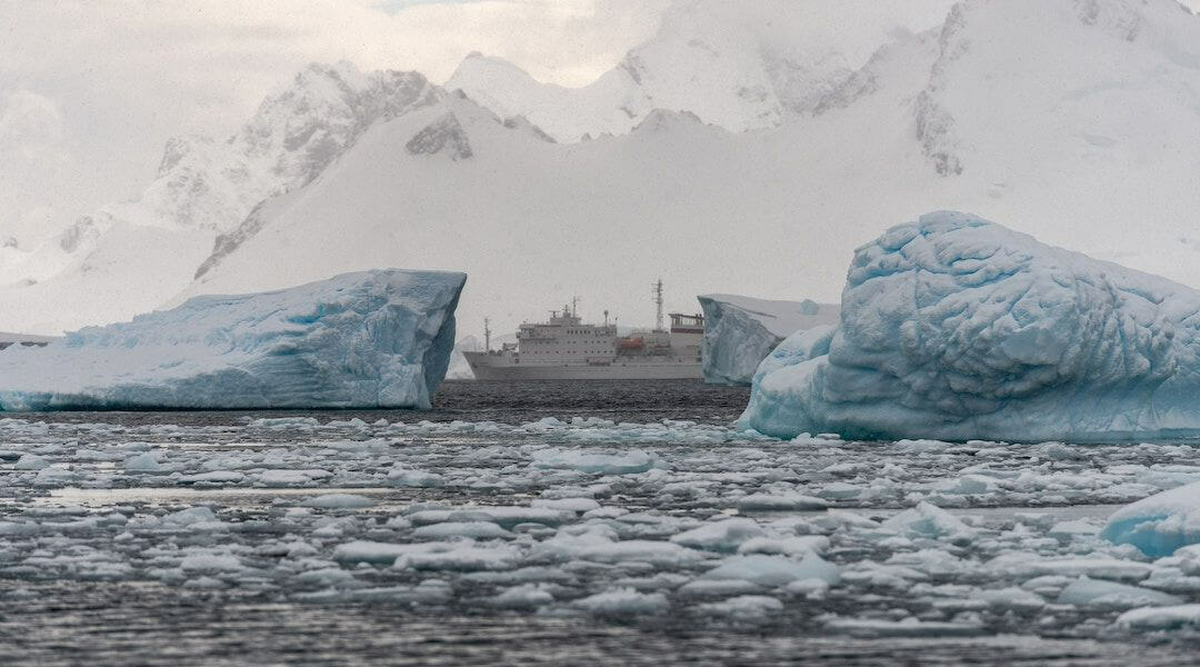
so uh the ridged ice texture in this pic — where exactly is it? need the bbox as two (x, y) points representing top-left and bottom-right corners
(0, 269), (465, 410)
(698, 294), (838, 386)
(739, 210), (1200, 442)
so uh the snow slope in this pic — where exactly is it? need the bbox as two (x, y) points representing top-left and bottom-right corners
(740, 211), (1200, 442)
(446, 0), (958, 141)
(4, 0), (1200, 342)
(698, 294), (839, 385)
(0, 63), (442, 334)
(183, 1), (1200, 345)
(0, 269), (465, 410)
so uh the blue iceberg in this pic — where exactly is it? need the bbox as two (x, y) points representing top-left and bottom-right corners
(698, 294), (839, 386)
(0, 269), (466, 410)
(1101, 481), (1200, 558)
(739, 211), (1200, 442)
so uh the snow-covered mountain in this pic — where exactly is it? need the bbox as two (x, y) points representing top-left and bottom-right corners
(3, 0), (1199, 344)
(0, 63), (441, 333)
(446, 0), (957, 141)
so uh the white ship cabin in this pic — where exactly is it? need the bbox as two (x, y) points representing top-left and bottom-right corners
(667, 313), (704, 353)
(516, 305), (620, 363)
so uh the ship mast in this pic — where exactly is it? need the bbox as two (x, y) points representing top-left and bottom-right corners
(484, 318), (491, 352)
(653, 278), (665, 332)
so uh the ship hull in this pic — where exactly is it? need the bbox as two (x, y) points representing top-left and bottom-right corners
(463, 352), (701, 380)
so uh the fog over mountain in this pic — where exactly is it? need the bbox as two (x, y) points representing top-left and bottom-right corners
(3, 0), (1200, 343)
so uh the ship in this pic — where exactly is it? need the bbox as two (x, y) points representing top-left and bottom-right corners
(463, 280), (704, 380)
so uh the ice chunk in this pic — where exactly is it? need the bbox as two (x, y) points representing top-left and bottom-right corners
(387, 465), (444, 487)
(1057, 576), (1182, 608)
(991, 554), (1153, 582)
(670, 518), (763, 553)
(412, 522), (514, 540)
(698, 294), (838, 385)
(530, 448), (662, 475)
(122, 452), (163, 472)
(1116, 604), (1200, 631)
(737, 535), (829, 558)
(491, 584), (555, 610)
(702, 553), (838, 588)
(0, 269), (466, 410)
(333, 540), (440, 565)
(696, 594), (783, 618)
(14, 454), (49, 470)
(740, 211), (1200, 442)
(300, 494), (375, 509)
(572, 588), (669, 617)
(396, 542), (520, 572)
(1102, 481), (1200, 557)
(880, 502), (974, 542)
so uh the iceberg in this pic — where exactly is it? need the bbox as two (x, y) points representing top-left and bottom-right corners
(1101, 481), (1200, 558)
(739, 211), (1200, 442)
(0, 269), (465, 410)
(698, 294), (839, 385)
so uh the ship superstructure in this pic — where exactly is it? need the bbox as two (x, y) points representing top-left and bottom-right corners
(463, 282), (704, 380)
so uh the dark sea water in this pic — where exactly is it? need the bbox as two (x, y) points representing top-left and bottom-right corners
(17, 379), (752, 427)
(3, 380), (1199, 666)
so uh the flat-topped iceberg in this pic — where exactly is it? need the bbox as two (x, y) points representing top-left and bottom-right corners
(739, 211), (1200, 442)
(698, 294), (839, 385)
(0, 269), (466, 410)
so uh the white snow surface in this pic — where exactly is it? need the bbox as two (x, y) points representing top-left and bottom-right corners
(740, 211), (1200, 443)
(698, 294), (839, 385)
(0, 269), (465, 410)
(3, 1), (1200, 350)
(446, 0), (958, 141)
(0, 63), (442, 334)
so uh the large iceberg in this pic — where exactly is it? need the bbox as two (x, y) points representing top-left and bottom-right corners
(739, 211), (1200, 442)
(698, 294), (839, 385)
(0, 269), (466, 410)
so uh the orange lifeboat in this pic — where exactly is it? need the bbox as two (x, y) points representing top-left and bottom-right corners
(618, 337), (644, 350)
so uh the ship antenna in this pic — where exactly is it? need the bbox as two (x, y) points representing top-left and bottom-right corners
(604, 309), (609, 327)
(572, 296), (579, 318)
(655, 279), (665, 332)
(484, 317), (491, 352)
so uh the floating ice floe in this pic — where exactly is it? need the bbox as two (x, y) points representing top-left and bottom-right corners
(702, 553), (839, 588)
(1057, 576), (1182, 609)
(1116, 604), (1200, 631)
(1101, 480), (1200, 557)
(572, 588), (669, 617)
(739, 211), (1200, 442)
(0, 269), (465, 410)
(698, 293), (838, 385)
(530, 448), (663, 475)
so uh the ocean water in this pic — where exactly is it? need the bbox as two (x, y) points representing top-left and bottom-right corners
(2, 380), (1199, 666)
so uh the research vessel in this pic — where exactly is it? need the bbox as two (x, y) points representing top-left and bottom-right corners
(463, 281), (703, 380)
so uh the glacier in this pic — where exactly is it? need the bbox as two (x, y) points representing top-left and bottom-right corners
(698, 294), (839, 385)
(0, 269), (465, 410)
(739, 210), (1200, 442)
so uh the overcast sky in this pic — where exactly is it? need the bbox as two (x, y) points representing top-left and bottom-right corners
(4, 0), (1200, 248)
(0, 0), (669, 246)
